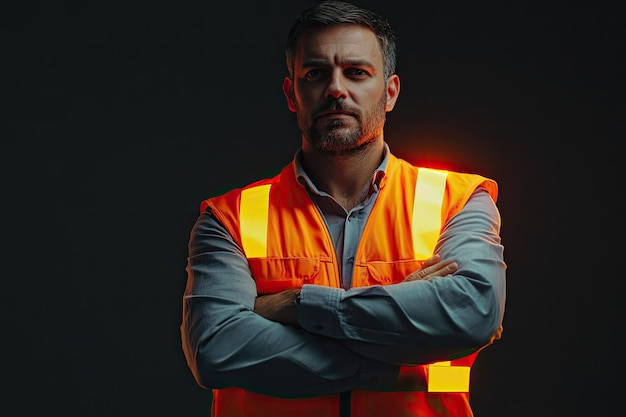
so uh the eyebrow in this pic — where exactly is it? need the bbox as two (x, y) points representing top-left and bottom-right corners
(300, 58), (375, 69)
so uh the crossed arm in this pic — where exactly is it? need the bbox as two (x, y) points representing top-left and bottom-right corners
(254, 254), (460, 326)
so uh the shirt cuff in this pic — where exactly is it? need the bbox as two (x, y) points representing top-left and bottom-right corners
(297, 284), (343, 338)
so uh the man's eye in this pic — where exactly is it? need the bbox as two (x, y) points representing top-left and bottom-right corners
(346, 68), (368, 76)
(305, 69), (325, 80)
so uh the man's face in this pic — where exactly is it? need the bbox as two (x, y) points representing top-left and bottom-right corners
(283, 25), (398, 154)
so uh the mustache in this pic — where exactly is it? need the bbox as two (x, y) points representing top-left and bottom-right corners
(314, 100), (359, 118)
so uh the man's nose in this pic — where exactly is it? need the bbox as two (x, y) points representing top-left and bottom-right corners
(325, 72), (347, 99)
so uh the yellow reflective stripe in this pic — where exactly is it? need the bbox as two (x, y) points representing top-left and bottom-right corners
(427, 361), (471, 392)
(412, 168), (448, 258)
(239, 184), (272, 258)
(414, 170), (470, 393)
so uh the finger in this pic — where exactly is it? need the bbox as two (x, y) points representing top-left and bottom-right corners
(422, 260), (457, 277)
(405, 260), (458, 282)
(421, 254), (441, 268)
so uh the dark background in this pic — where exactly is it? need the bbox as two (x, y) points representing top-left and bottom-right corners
(4, 0), (622, 416)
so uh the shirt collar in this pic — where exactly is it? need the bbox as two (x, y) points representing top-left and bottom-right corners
(294, 142), (390, 196)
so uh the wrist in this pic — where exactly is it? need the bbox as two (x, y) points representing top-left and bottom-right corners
(291, 289), (301, 326)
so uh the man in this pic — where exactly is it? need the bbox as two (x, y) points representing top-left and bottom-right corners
(181, 1), (506, 416)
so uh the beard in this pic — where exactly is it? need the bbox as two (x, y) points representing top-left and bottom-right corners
(297, 92), (388, 154)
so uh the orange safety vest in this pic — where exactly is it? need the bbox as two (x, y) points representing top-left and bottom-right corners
(202, 153), (498, 417)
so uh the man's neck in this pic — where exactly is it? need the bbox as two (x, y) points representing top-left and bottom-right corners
(301, 139), (385, 210)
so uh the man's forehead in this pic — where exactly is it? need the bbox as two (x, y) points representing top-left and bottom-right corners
(294, 25), (382, 65)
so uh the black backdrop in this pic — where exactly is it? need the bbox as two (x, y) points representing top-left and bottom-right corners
(5, 0), (622, 416)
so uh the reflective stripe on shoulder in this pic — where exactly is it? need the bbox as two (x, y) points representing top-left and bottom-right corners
(240, 184), (272, 258)
(412, 168), (448, 259)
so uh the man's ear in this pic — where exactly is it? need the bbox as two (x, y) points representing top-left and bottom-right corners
(385, 74), (400, 112)
(282, 77), (297, 112)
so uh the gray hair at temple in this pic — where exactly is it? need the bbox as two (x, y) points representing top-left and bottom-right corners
(285, 0), (397, 80)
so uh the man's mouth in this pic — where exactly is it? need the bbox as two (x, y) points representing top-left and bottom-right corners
(316, 110), (355, 120)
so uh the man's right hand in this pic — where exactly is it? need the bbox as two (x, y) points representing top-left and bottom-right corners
(403, 254), (458, 282)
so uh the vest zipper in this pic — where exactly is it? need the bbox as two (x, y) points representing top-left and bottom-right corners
(339, 391), (351, 417)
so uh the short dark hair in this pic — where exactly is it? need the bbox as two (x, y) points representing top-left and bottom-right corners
(285, 0), (397, 79)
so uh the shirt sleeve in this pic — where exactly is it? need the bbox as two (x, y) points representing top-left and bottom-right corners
(180, 208), (400, 398)
(296, 188), (506, 366)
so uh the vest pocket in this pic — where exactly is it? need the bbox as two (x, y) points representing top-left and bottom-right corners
(358, 259), (425, 286)
(249, 257), (321, 294)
